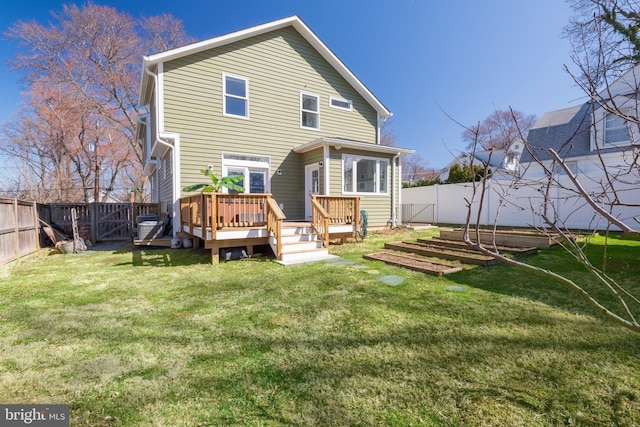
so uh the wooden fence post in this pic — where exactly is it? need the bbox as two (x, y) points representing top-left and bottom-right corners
(90, 202), (98, 244)
(32, 200), (39, 250)
(13, 198), (19, 260)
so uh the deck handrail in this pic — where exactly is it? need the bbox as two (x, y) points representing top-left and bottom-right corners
(312, 195), (360, 231)
(265, 196), (285, 258)
(310, 198), (330, 247)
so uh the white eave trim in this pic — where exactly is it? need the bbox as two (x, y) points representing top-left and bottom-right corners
(294, 137), (414, 156)
(139, 15), (391, 118)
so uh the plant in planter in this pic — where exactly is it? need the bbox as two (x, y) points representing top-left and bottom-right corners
(183, 170), (244, 193)
(183, 170), (245, 229)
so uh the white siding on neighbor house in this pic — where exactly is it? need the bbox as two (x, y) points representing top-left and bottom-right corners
(402, 174), (639, 231)
(160, 26), (378, 220)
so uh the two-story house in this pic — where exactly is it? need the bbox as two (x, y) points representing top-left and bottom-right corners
(136, 16), (413, 263)
(522, 65), (640, 179)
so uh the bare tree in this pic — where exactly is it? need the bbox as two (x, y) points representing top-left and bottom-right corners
(454, 0), (640, 331)
(2, 3), (193, 202)
(462, 108), (537, 151)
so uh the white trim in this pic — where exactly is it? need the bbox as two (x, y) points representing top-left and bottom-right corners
(304, 163), (321, 219)
(323, 145), (330, 196)
(341, 154), (390, 196)
(222, 73), (249, 119)
(139, 16), (391, 118)
(329, 96), (352, 111)
(300, 91), (320, 130)
(294, 136), (414, 155)
(221, 151), (271, 194)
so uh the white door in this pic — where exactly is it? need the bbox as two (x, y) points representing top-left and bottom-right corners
(305, 164), (320, 219)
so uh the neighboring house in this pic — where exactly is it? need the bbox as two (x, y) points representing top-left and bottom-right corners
(136, 15), (413, 263)
(522, 65), (640, 178)
(437, 141), (524, 182)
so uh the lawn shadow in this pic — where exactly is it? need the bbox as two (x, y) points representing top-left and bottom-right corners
(445, 239), (640, 322)
(110, 247), (211, 267)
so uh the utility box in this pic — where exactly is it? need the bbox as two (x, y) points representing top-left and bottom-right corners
(138, 221), (164, 240)
(137, 213), (160, 225)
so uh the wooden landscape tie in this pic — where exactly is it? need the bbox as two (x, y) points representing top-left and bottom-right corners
(363, 252), (462, 276)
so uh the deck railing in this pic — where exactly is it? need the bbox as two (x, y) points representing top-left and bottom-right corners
(311, 195), (360, 245)
(310, 198), (330, 246)
(312, 195), (360, 225)
(179, 193), (281, 243)
(265, 197), (286, 259)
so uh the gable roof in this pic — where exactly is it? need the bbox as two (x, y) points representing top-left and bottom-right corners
(139, 15), (391, 118)
(521, 103), (592, 163)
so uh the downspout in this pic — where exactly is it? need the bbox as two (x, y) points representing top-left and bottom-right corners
(144, 65), (178, 235)
(392, 152), (401, 227)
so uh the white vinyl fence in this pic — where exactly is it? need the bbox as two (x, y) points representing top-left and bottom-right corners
(401, 174), (639, 231)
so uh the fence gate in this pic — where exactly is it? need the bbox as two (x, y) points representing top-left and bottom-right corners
(39, 203), (160, 243)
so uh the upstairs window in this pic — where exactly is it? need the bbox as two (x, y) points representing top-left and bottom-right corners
(223, 74), (248, 118)
(604, 111), (629, 144)
(301, 92), (320, 129)
(330, 96), (352, 111)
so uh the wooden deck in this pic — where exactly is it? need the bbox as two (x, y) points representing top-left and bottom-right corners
(179, 194), (360, 263)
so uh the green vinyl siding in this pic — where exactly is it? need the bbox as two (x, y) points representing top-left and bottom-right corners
(161, 26), (378, 219)
(158, 151), (173, 215)
(301, 149), (325, 194)
(328, 147), (395, 227)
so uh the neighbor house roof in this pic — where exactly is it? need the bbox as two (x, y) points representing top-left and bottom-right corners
(521, 103), (592, 163)
(139, 15), (391, 119)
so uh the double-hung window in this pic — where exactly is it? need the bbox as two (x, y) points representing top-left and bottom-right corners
(301, 92), (320, 129)
(604, 111), (630, 145)
(223, 74), (248, 118)
(343, 154), (389, 194)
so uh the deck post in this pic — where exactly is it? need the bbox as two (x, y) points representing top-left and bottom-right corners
(211, 243), (220, 264)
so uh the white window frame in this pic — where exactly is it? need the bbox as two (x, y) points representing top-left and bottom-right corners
(223, 73), (249, 119)
(604, 110), (630, 145)
(300, 91), (320, 130)
(329, 96), (352, 111)
(591, 96), (638, 150)
(342, 154), (389, 196)
(221, 152), (271, 194)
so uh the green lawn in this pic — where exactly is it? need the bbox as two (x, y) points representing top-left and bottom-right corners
(1, 228), (639, 426)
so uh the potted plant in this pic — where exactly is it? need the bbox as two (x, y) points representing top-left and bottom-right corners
(183, 170), (245, 229)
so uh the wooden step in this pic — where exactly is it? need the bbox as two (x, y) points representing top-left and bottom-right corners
(364, 252), (462, 276)
(384, 241), (498, 266)
(418, 237), (537, 256)
(439, 229), (559, 249)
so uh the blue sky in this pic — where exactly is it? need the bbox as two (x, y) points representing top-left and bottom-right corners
(0, 0), (586, 179)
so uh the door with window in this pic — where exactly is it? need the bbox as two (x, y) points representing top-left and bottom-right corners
(305, 164), (321, 219)
(227, 168), (267, 194)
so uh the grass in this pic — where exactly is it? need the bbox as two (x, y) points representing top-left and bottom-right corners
(0, 228), (639, 426)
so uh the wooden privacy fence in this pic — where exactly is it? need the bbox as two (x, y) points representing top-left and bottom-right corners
(0, 198), (39, 266)
(38, 202), (161, 243)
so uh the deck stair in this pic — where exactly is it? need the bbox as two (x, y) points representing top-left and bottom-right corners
(417, 238), (538, 256)
(271, 223), (334, 265)
(384, 241), (499, 267)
